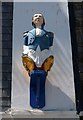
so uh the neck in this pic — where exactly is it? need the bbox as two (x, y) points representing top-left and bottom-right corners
(36, 26), (42, 29)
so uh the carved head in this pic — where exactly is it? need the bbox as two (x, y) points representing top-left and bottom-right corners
(32, 13), (45, 28)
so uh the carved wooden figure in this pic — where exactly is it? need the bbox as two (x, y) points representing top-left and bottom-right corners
(22, 13), (54, 108)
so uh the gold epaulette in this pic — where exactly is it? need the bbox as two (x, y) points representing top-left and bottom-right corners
(42, 55), (54, 72)
(22, 55), (35, 75)
(22, 55), (54, 75)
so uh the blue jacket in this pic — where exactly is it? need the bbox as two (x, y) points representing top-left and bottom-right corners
(23, 28), (54, 51)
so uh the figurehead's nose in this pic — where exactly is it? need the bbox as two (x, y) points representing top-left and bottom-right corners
(36, 15), (41, 19)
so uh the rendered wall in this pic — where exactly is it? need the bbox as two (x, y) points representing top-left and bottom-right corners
(12, 2), (76, 111)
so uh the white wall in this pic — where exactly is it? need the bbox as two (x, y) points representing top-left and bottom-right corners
(12, 2), (76, 111)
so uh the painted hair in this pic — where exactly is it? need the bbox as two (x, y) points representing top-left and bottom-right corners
(32, 13), (45, 28)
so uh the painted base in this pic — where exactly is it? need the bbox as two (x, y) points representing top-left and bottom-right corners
(30, 70), (47, 108)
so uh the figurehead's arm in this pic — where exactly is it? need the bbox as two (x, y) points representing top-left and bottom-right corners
(22, 31), (29, 55)
(22, 31), (35, 75)
(48, 32), (54, 47)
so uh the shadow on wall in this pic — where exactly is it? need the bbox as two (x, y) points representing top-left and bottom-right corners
(43, 79), (76, 111)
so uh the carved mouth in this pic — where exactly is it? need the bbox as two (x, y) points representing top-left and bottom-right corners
(36, 18), (40, 21)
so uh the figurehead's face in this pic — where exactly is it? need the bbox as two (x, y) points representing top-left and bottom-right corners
(32, 14), (44, 27)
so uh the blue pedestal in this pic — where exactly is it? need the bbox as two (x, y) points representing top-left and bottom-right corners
(30, 70), (47, 108)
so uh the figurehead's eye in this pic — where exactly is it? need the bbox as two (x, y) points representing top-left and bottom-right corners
(34, 15), (38, 17)
(34, 14), (42, 18)
(39, 15), (42, 17)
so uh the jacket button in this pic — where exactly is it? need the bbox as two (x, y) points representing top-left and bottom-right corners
(30, 38), (34, 43)
(46, 35), (49, 37)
